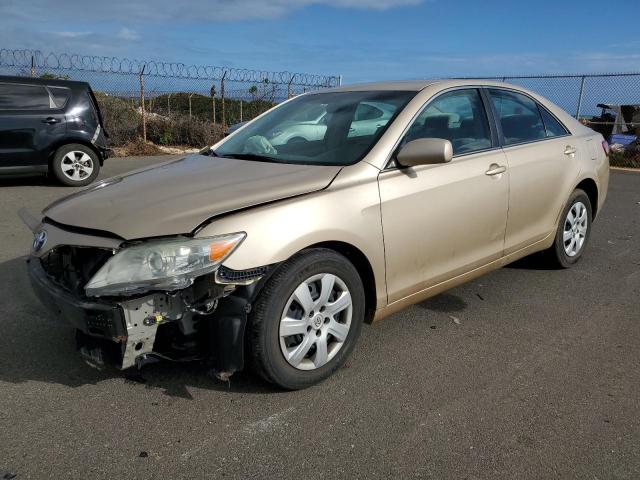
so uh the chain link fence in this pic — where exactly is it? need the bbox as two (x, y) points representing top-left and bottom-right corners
(1, 49), (638, 166)
(455, 73), (640, 168)
(0, 49), (340, 154)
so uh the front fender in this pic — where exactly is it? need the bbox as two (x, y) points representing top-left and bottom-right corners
(196, 162), (388, 309)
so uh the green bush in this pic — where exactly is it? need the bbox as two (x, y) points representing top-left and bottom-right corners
(94, 92), (224, 150)
(94, 92), (139, 145)
(145, 115), (224, 148)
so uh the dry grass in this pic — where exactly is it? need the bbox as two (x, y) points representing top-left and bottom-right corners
(121, 139), (163, 157)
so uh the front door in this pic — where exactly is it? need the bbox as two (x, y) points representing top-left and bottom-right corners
(378, 88), (509, 303)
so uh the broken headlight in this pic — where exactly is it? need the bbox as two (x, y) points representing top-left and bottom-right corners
(85, 233), (246, 297)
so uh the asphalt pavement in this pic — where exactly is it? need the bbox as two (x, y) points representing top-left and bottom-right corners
(0, 157), (638, 479)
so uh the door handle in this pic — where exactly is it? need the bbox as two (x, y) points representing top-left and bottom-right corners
(564, 145), (577, 156)
(485, 164), (507, 176)
(42, 117), (60, 124)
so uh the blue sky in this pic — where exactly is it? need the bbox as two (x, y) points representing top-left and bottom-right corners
(2, 0), (639, 83)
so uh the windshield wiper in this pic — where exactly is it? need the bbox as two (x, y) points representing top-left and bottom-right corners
(220, 153), (281, 163)
(200, 147), (220, 157)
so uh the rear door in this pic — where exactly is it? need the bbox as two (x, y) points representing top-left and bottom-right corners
(0, 81), (66, 169)
(487, 88), (580, 254)
(378, 88), (509, 303)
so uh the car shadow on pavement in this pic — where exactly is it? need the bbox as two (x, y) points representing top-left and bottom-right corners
(0, 256), (280, 397)
(417, 292), (468, 313)
(505, 251), (562, 271)
(0, 175), (54, 187)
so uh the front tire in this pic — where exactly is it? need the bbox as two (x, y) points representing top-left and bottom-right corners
(51, 144), (100, 187)
(546, 189), (593, 268)
(248, 249), (365, 390)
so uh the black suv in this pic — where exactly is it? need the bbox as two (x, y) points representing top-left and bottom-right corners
(0, 76), (110, 186)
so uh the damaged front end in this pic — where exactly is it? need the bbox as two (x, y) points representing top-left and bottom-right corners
(27, 221), (268, 379)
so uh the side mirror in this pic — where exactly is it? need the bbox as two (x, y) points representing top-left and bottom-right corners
(396, 138), (453, 167)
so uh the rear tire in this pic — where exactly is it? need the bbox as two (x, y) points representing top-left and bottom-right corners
(248, 249), (365, 390)
(51, 144), (100, 187)
(545, 189), (592, 268)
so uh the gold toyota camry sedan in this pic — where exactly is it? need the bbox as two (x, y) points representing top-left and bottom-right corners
(24, 80), (609, 389)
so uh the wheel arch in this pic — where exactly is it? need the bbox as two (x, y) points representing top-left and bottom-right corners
(305, 241), (377, 324)
(575, 177), (599, 218)
(251, 241), (378, 325)
(48, 139), (104, 169)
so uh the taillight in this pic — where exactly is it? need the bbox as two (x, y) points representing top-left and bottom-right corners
(601, 140), (610, 157)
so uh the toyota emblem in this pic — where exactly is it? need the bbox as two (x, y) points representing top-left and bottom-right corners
(33, 230), (48, 252)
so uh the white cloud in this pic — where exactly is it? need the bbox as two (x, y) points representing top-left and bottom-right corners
(54, 31), (92, 38)
(117, 27), (140, 41)
(0, 0), (422, 23)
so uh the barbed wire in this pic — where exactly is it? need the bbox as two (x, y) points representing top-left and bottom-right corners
(0, 48), (340, 87)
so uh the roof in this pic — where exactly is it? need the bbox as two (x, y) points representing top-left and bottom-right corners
(327, 80), (440, 92)
(0, 75), (90, 88)
(319, 79), (516, 93)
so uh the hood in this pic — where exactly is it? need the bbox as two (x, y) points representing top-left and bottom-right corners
(44, 155), (342, 239)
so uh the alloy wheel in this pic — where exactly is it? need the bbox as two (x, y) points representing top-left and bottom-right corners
(563, 201), (588, 257)
(61, 151), (94, 182)
(279, 273), (352, 371)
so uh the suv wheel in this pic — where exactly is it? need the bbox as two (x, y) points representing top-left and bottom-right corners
(248, 249), (365, 390)
(51, 144), (100, 187)
(546, 189), (593, 268)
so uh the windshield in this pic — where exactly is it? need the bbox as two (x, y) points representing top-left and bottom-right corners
(212, 90), (416, 166)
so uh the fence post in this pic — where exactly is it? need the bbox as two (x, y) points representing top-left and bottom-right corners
(240, 100), (243, 122)
(188, 93), (194, 120)
(287, 74), (295, 99)
(31, 55), (36, 78)
(210, 84), (217, 124)
(338, 75), (342, 87)
(139, 65), (146, 143)
(575, 76), (586, 119)
(221, 71), (227, 128)
(167, 93), (171, 116)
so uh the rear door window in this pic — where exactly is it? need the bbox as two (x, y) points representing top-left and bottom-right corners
(0, 83), (51, 110)
(489, 89), (547, 145)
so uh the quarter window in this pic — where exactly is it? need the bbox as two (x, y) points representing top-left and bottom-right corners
(355, 103), (384, 121)
(539, 107), (568, 137)
(489, 89), (547, 145)
(0, 83), (51, 110)
(403, 88), (492, 155)
(48, 86), (72, 109)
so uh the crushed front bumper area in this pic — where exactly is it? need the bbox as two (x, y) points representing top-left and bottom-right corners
(27, 256), (264, 376)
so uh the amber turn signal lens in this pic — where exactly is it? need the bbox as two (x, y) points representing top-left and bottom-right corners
(209, 239), (239, 262)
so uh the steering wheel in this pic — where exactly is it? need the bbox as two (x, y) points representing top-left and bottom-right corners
(243, 135), (277, 155)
